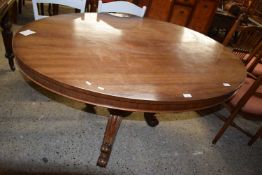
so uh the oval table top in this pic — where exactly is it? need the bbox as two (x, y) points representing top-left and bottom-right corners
(13, 13), (246, 112)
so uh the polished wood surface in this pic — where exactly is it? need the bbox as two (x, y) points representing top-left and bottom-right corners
(13, 13), (246, 113)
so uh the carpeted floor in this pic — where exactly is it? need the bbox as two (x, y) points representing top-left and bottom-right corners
(0, 1), (261, 175)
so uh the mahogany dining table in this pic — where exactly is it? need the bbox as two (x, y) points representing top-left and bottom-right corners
(13, 13), (246, 167)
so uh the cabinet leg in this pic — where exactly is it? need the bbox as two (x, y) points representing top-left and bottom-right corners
(144, 112), (159, 127)
(1, 12), (15, 71)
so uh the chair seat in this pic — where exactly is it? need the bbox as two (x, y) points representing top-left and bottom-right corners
(229, 77), (262, 116)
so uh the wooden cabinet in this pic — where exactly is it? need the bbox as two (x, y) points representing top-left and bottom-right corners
(170, 5), (192, 26)
(137, 0), (219, 34)
(146, 0), (173, 21)
(188, 0), (218, 33)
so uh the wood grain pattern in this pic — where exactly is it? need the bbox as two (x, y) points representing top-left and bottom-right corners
(13, 13), (246, 113)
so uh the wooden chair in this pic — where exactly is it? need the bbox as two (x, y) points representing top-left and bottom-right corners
(212, 51), (262, 145)
(232, 26), (262, 59)
(32, 0), (87, 20)
(223, 14), (262, 56)
(245, 40), (262, 76)
(247, 0), (262, 25)
(223, 0), (262, 48)
(97, 0), (146, 17)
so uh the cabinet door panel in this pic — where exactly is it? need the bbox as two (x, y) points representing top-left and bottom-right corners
(176, 0), (196, 6)
(170, 5), (192, 26)
(188, 0), (218, 33)
(137, 0), (149, 6)
(147, 0), (173, 21)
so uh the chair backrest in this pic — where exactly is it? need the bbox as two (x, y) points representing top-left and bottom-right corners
(245, 39), (262, 68)
(234, 26), (262, 52)
(223, 12), (262, 61)
(231, 47), (262, 113)
(247, 0), (262, 17)
(97, 0), (146, 17)
(32, 0), (87, 20)
(223, 13), (244, 46)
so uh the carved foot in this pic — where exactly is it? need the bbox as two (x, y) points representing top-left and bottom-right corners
(144, 112), (159, 127)
(97, 114), (123, 167)
(97, 143), (112, 167)
(84, 104), (96, 114)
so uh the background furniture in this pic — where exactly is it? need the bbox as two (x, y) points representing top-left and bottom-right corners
(0, 0), (16, 71)
(18, 0), (25, 14)
(97, 0), (146, 17)
(213, 73), (262, 145)
(248, 0), (262, 25)
(136, 0), (219, 34)
(212, 46), (262, 145)
(232, 25), (262, 60)
(208, 10), (237, 42)
(222, 0), (262, 46)
(32, 0), (87, 20)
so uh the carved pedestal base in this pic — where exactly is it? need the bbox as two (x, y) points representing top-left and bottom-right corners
(97, 109), (131, 167)
(144, 112), (159, 127)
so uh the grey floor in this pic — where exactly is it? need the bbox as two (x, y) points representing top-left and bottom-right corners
(0, 1), (261, 175)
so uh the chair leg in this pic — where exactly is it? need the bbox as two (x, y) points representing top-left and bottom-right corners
(1, 10), (15, 71)
(37, 4), (45, 15)
(212, 112), (239, 144)
(18, 0), (22, 14)
(215, 112), (253, 137)
(248, 127), (262, 146)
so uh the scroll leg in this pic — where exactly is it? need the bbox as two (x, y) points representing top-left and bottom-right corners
(97, 114), (122, 167)
(97, 109), (131, 167)
(1, 11), (15, 71)
(144, 112), (159, 127)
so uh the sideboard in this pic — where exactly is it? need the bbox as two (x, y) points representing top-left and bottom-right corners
(136, 0), (219, 34)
